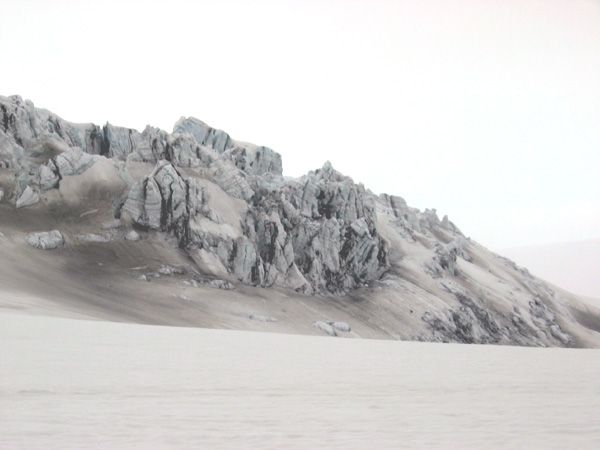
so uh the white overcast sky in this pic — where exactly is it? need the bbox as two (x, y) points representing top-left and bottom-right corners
(1, 0), (599, 249)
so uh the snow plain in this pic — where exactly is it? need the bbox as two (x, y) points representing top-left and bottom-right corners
(2, 311), (599, 449)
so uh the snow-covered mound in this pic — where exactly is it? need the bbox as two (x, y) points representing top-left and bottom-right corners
(1, 94), (599, 347)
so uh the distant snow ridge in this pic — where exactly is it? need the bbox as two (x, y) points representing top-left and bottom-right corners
(1, 94), (598, 347)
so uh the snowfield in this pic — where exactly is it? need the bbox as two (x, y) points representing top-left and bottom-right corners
(2, 311), (599, 449)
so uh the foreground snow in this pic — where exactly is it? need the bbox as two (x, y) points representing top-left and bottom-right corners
(1, 312), (599, 449)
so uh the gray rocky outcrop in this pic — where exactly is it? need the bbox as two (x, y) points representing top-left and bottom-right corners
(239, 162), (389, 293)
(124, 230), (140, 241)
(428, 238), (467, 277)
(314, 321), (337, 336)
(38, 147), (100, 190)
(1, 94), (591, 348)
(121, 161), (211, 247)
(25, 230), (64, 249)
(0, 94), (469, 296)
(16, 186), (39, 208)
(330, 321), (351, 332)
(183, 277), (235, 290)
(224, 145), (283, 176)
(118, 157), (388, 294)
(158, 265), (186, 276)
(174, 117), (234, 153)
